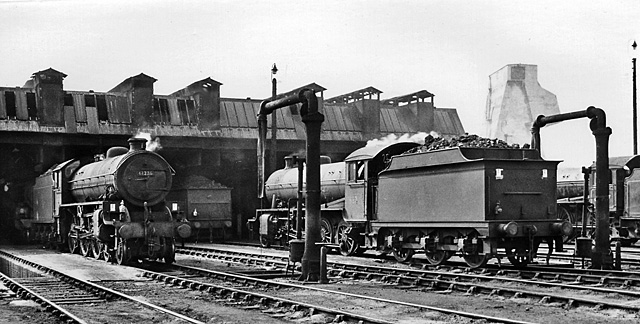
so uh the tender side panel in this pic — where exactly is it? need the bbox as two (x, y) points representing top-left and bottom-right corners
(376, 163), (485, 223)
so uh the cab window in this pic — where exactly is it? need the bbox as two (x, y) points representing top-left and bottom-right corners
(347, 161), (366, 183)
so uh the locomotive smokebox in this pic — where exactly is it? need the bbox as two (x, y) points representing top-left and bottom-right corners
(128, 137), (147, 151)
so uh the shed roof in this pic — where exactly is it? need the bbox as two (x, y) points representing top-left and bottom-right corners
(382, 90), (434, 106)
(324, 86), (383, 104)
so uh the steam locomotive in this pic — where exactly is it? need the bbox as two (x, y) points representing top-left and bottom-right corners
(557, 156), (640, 246)
(15, 138), (191, 264)
(248, 141), (573, 268)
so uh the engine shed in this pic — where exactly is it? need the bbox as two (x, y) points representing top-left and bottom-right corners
(0, 68), (466, 242)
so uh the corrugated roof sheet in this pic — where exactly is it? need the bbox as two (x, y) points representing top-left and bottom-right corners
(433, 108), (465, 135)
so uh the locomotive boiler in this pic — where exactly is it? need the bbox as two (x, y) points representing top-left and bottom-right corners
(23, 138), (191, 264)
(249, 139), (572, 268)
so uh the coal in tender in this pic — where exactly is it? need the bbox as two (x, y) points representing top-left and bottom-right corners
(406, 134), (530, 154)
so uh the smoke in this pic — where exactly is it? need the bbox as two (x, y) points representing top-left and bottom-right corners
(134, 132), (163, 152)
(366, 131), (440, 147)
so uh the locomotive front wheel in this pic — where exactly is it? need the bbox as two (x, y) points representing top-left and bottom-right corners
(506, 247), (530, 267)
(80, 239), (93, 258)
(68, 234), (79, 254)
(463, 253), (488, 268)
(259, 235), (272, 248)
(164, 237), (176, 264)
(392, 248), (414, 263)
(115, 238), (131, 265)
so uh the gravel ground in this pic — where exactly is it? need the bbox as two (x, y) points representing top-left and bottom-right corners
(1, 244), (640, 323)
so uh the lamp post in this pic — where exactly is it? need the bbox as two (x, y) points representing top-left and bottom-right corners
(633, 41), (637, 155)
(270, 63), (278, 174)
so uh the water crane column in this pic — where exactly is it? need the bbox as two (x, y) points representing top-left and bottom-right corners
(257, 89), (324, 281)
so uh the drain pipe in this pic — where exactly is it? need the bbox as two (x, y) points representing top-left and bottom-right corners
(531, 106), (612, 269)
(257, 89), (324, 281)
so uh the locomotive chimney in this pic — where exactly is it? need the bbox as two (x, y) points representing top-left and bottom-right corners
(128, 137), (147, 151)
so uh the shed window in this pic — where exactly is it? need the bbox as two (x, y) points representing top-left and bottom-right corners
(178, 99), (190, 125)
(84, 95), (96, 107)
(4, 91), (16, 119)
(26, 92), (37, 120)
(96, 95), (108, 122)
(153, 98), (170, 124)
(63, 94), (74, 106)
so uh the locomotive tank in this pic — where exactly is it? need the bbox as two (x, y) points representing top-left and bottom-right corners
(69, 138), (173, 207)
(264, 158), (345, 204)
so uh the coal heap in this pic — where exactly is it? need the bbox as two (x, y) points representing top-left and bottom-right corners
(406, 134), (530, 154)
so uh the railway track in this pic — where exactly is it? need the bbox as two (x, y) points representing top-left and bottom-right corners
(0, 250), (205, 324)
(177, 245), (640, 314)
(140, 261), (535, 324)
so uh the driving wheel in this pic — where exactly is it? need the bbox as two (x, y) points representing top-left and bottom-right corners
(67, 233), (78, 254)
(337, 222), (361, 256)
(80, 238), (93, 258)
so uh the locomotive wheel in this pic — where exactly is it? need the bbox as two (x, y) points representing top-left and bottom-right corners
(94, 241), (109, 262)
(115, 238), (131, 265)
(164, 238), (176, 264)
(463, 253), (488, 269)
(320, 218), (333, 244)
(392, 248), (414, 263)
(506, 247), (530, 267)
(80, 238), (93, 258)
(259, 235), (272, 248)
(424, 250), (452, 266)
(67, 234), (79, 254)
(337, 222), (362, 256)
(557, 206), (576, 243)
(90, 240), (101, 260)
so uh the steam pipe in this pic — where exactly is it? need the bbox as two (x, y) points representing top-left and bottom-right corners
(530, 106), (612, 269)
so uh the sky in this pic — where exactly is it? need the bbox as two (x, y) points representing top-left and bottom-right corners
(0, 0), (639, 168)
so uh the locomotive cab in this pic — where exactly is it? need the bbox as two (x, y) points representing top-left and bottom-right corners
(343, 142), (420, 223)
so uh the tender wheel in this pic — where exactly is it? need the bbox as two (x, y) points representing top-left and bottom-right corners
(425, 250), (452, 266)
(320, 218), (333, 244)
(115, 237), (131, 265)
(392, 248), (414, 263)
(507, 247), (531, 267)
(67, 233), (78, 254)
(259, 235), (272, 248)
(164, 237), (176, 264)
(336, 222), (361, 256)
(463, 253), (488, 268)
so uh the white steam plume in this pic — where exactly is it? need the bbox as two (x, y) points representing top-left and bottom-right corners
(134, 132), (162, 152)
(366, 131), (440, 147)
